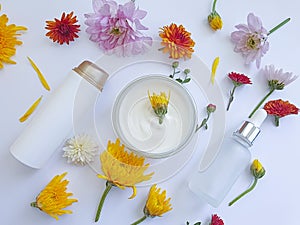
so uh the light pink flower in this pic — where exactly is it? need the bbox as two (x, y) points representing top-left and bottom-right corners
(263, 64), (298, 88)
(231, 13), (269, 68)
(84, 0), (152, 56)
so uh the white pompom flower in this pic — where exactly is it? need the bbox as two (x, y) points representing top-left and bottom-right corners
(63, 134), (99, 165)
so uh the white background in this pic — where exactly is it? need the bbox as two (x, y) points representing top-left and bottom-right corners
(1, 0), (300, 224)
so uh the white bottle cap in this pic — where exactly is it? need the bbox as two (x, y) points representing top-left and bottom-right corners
(248, 109), (267, 127)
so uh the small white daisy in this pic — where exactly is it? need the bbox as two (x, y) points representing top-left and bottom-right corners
(63, 134), (99, 165)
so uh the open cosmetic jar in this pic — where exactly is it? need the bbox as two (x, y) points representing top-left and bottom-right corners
(112, 75), (197, 158)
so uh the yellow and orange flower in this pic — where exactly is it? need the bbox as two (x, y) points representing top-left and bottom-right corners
(159, 23), (195, 59)
(131, 184), (172, 225)
(45, 11), (80, 45)
(30, 172), (78, 220)
(0, 10), (27, 69)
(95, 138), (154, 222)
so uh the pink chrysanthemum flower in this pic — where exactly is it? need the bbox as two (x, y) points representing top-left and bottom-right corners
(231, 13), (290, 68)
(84, 0), (152, 56)
(231, 13), (269, 68)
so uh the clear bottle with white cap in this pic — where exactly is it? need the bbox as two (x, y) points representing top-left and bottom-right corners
(189, 109), (267, 207)
(10, 61), (108, 169)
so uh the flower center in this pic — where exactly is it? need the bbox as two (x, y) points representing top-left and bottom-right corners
(246, 35), (260, 49)
(58, 24), (70, 35)
(110, 27), (122, 35)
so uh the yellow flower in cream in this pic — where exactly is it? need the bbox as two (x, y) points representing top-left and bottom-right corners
(30, 172), (78, 220)
(148, 91), (170, 124)
(95, 138), (154, 222)
(131, 184), (172, 225)
(0, 11), (27, 69)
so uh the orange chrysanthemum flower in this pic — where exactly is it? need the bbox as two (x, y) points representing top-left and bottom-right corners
(159, 23), (195, 59)
(263, 99), (299, 126)
(45, 11), (80, 45)
(0, 10), (27, 69)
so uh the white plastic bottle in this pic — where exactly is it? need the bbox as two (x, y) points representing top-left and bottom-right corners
(189, 109), (267, 207)
(10, 61), (108, 169)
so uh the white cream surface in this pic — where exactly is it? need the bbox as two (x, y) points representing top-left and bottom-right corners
(113, 76), (196, 157)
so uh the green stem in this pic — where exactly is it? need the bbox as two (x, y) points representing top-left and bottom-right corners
(95, 182), (113, 222)
(30, 202), (38, 208)
(248, 88), (275, 118)
(268, 18), (291, 35)
(227, 86), (237, 111)
(195, 114), (210, 132)
(131, 215), (147, 225)
(275, 116), (280, 127)
(228, 178), (258, 206)
(212, 0), (218, 11)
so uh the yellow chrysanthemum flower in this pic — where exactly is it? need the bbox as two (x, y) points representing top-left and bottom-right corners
(229, 159), (266, 206)
(251, 159), (266, 179)
(208, 12), (223, 31)
(0, 10), (27, 69)
(207, 0), (223, 31)
(148, 91), (170, 124)
(131, 184), (172, 225)
(95, 138), (154, 222)
(30, 172), (78, 220)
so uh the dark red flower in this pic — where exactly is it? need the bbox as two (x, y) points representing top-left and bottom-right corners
(45, 11), (80, 45)
(227, 72), (252, 111)
(210, 214), (224, 225)
(263, 99), (299, 126)
(228, 72), (252, 86)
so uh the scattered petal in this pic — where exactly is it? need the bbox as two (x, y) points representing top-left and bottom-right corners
(27, 56), (50, 91)
(19, 95), (43, 122)
(211, 57), (220, 84)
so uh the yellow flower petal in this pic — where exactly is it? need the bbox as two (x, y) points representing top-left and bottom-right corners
(128, 186), (137, 199)
(27, 56), (51, 91)
(211, 56), (220, 84)
(19, 95), (43, 122)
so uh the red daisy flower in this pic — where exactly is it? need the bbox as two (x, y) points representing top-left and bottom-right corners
(228, 72), (252, 86)
(227, 72), (252, 111)
(45, 11), (80, 45)
(263, 99), (299, 126)
(159, 23), (195, 59)
(210, 214), (224, 225)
